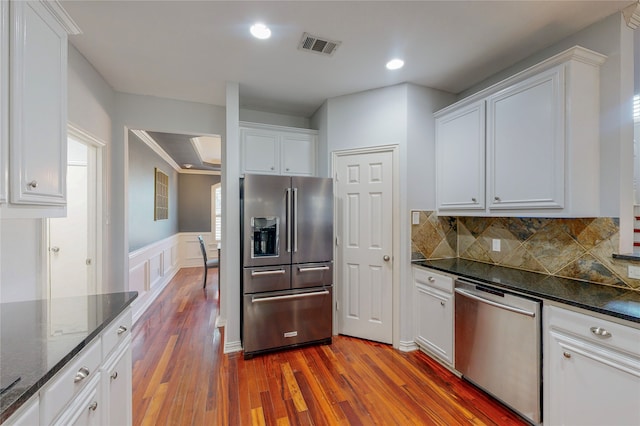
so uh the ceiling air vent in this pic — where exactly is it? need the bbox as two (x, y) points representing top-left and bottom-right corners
(298, 32), (341, 57)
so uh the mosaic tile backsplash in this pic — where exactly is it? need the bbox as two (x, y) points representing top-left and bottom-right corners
(411, 211), (640, 292)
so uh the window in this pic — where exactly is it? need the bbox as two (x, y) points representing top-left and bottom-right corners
(212, 183), (222, 242)
(634, 94), (640, 123)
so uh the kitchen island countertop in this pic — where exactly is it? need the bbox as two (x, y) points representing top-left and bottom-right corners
(0, 291), (138, 423)
(414, 258), (640, 325)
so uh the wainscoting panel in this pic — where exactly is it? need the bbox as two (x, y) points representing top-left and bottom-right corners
(129, 233), (218, 324)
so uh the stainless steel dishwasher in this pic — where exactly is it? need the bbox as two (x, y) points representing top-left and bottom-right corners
(455, 279), (542, 424)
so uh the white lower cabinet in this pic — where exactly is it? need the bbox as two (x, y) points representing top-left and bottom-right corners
(413, 266), (454, 366)
(4, 307), (133, 425)
(3, 395), (39, 426)
(52, 374), (102, 426)
(544, 304), (640, 426)
(101, 337), (132, 426)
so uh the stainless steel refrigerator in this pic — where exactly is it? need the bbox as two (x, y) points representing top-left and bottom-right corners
(240, 174), (333, 358)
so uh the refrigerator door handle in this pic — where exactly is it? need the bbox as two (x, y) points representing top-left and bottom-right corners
(293, 188), (298, 253)
(286, 188), (292, 253)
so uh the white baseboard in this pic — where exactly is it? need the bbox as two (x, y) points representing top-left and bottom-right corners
(224, 340), (243, 354)
(398, 340), (419, 352)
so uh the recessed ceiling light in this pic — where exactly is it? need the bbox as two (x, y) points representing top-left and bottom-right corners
(250, 23), (271, 40)
(386, 58), (404, 70)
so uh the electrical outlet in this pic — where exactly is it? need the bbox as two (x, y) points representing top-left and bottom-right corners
(492, 238), (501, 252)
(411, 211), (420, 225)
(628, 265), (640, 279)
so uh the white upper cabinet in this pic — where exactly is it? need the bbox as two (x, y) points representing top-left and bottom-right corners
(434, 46), (606, 217)
(1, 1), (8, 205)
(240, 122), (317, 176)
(488, 66), (564, 210)
(1, 1), (80, 217)
(436, 101), (485, 211)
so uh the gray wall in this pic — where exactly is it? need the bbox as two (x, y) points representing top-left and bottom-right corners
(178, 174), (221, 232)
(128, 131), (179, 252)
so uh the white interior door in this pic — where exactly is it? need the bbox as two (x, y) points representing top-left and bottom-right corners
(48, 137), (96, 334)
(335, 150), (393, 344)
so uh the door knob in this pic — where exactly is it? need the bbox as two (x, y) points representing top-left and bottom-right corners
(50, 246), (60, 253)
(383, 255), (390, 261)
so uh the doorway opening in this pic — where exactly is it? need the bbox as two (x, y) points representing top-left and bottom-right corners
(47, 128), (104, 301)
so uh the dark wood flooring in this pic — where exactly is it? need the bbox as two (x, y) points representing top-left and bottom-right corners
(131, 267), (527, 425)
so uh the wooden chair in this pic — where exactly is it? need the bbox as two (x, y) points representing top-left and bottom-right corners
(198, 235), (219, 289)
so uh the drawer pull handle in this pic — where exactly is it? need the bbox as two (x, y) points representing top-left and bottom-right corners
(89, 401), (98, 411)
(111, 371), (118, 381)
(251, 269), (286, 277)
(563, 352), (571, 359)
(74, 366), (90, 383)
(590, 327), (612, 338)
(428, 277), (435, 282)
(27, 180), (38, 189)
(117, 325), (128, 335)
(440, 301), (445, 307)
(298, 266), (330, 273)
(252, 290), (329, 303)
(471, 198), (477, 202)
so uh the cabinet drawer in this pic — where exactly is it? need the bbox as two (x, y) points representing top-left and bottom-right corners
(413, 266), (453, 294)
(102, 308), (132, 359)
(547, 305), (640, 356)
(243, 265), (291, 294)
(51, 373), (101, 426)
(41, 338), (102, 425)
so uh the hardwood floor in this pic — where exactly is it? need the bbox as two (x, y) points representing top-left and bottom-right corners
(132, 267), (528, 425)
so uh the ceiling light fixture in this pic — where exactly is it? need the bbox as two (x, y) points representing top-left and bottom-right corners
(250, 23), (271, 40)
(183, 164), (193, 169)
(386, 59), (404, 70)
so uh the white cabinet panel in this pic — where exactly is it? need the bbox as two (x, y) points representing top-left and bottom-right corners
(3, 395), (39, 426)
(544, 305), (640, 426)
(240, 122), (317, 176)
(101, 338), (132, 426)
(241, 128), (279, 175)
(488, 67), (564, 210)
(434, 46), (605, 217)
(1, 0), (8, 204)
(413, 266), (454, 366)
(436, 101), (485, 211)
(9, 1), (67, 206)
(280, 133), (316, 176)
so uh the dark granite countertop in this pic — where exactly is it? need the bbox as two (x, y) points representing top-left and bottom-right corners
(0, 291), (138, 423)
(413, 259), (640, 325)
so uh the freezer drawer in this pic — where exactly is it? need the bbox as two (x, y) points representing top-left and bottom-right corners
(243, 287), (332, 357)
(292, 262), (333, 289)
(243, 266), (291, 294)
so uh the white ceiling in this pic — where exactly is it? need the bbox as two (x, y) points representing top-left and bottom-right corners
(61, 0), (632, 118)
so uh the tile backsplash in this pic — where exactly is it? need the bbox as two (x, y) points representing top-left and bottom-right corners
(411, 211), (640, 292)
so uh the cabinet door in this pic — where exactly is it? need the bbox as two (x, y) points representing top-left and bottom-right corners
(487, 66), (564, 210)
(546, 329), (640, 426)
(10, 1), (67, 205)
(0, 0), (7, 204)
(3, 395), (39, 426)
(436, 101), (485, 211)
(414, 268), (453, 365)
(241, 128), (279, 174)
(52, 374), (102, 426)
(281, 133), (316, 176)
(103, 343), (132, 426)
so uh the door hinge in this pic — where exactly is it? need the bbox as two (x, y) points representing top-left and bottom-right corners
(86, 259), (92, 266)
(335, 236), (339, 246)
(335, 300), (339, 311)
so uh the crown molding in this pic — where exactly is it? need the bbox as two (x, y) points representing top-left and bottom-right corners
(130, 129), (182, 172)
(40, 0), (82, 35)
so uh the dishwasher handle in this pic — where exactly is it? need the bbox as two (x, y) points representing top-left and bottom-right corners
(455, 287), (536, 318)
